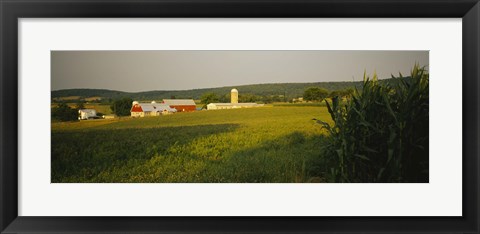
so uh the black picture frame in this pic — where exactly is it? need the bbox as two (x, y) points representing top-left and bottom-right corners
(1, 0), (479, 233)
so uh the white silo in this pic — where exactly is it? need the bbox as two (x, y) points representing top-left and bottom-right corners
(151, 101), (156, 104)
(231, 88), (238, 104)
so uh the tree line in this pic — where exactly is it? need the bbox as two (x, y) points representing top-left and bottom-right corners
(200, 87), (355, 107)
(52, 98), (133, 122)
(52, 80), (367, 102)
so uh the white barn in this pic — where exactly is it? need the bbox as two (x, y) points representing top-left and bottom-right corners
(207, 103), (264, 110)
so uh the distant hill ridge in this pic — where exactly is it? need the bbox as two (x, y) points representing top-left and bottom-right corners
(52, 78), (404, 101)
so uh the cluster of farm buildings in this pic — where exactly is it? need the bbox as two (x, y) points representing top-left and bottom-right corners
(78, 89), (263, 119)
(78, 89), (264, 119)
(130, 99), (194, 117)
(130, 89), (263, 117)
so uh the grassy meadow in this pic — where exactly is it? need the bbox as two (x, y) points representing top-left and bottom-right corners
(51, 106), (332, 183)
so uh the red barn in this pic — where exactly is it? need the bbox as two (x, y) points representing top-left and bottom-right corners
(162, 99), (196, 112)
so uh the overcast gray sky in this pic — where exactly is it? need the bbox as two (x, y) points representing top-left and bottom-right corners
(51, 51), (428, 92)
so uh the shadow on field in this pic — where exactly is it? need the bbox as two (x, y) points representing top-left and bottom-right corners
(202, 131), (328, 183)
(51, 123), (239, 183)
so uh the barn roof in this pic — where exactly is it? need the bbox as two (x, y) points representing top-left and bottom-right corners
(136, 103), (176, 112)
(163, 99), (196, 106)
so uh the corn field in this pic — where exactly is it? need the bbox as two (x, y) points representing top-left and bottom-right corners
(317, 64), (429, 183)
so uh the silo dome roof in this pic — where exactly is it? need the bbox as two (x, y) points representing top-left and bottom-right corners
(231, 88), (238, 93)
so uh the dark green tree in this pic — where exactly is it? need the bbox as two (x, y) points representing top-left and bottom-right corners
(262, 95), (273, 104)
(74, 102), (85, 110)
(303, 87), (329, 102)
(200, 92), (219, 108)
(110, 98), (133, 116)
(329, 90), (341, 98)
(52, 103), (78, 121)
(219, 94), (230, 103)
(239, 93), (260, 102)
(329, 88), (355, 99)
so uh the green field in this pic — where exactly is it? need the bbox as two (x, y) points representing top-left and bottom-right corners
(51, 106), (332, 183)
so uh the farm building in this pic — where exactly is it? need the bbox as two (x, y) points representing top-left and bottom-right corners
(131, 101), (177, 117)
(207, 102), (264, 110)
(78, 109), (97, 120)
(207, 89), (264, 110)
(231, 88), (238, 103)
(162, 99), (196, 112)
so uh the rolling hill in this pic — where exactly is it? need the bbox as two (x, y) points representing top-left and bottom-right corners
(51, 78), (404, 102)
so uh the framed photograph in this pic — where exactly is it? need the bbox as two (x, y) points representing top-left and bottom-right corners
(1, 0), (479, 233)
